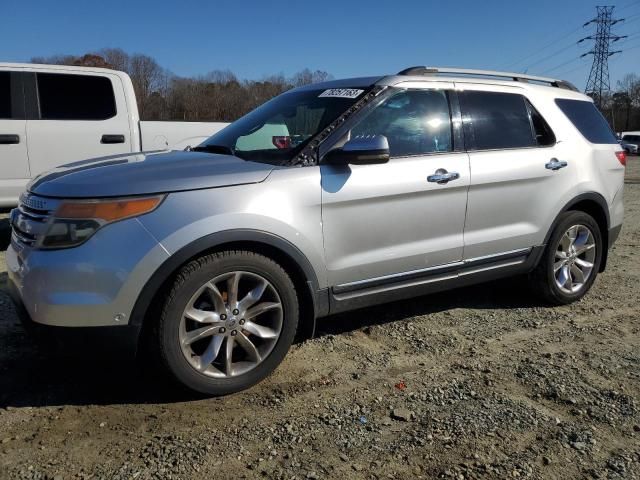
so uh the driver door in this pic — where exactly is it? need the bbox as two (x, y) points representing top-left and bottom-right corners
(320, 85), (470, 289)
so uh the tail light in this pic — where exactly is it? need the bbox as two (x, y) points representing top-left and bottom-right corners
(272, 136), (291, 149)
(615, 151), (626, 166)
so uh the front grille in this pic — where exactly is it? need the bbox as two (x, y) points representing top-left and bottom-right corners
(11, 194), (57, 247)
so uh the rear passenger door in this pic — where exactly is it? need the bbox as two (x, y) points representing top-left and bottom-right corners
(0, 71), (30, 205)
(321, 85), (470, 287)
(458, 85), (574, 260)
(26, 72), (133, 175)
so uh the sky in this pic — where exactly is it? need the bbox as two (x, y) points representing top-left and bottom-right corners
(1, 0), (639, 91)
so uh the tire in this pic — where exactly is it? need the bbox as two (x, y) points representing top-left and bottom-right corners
(529, 211), (603, 305)
(153, 250), (299, 395)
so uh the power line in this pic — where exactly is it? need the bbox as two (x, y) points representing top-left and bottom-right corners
(617, 0), (640, 11)
(540, 55), (583, 75)
(524, 41), (579, 71)
(554, 60), (592, 78)
(498, 25), (583, 70)
(618, 40), (640, 49)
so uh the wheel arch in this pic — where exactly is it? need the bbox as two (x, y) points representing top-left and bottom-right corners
(130, 230), (328, 349)
(543, 192), (611, 272)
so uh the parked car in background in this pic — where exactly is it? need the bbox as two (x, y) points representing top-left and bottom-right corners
(7, 67), (626, 396)
(0, 63), (228, 207)
(620, 132), (640, 155)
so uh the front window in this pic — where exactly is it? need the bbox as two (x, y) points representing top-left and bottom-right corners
(350, 89), (453, 156)
(196, 87), (371, 165)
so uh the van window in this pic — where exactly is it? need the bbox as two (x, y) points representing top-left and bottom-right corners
(555, 99), (617, 144)
(0, 72), (11, 119)
(351, 89), (452, 156)
(36, 73), (117, 120)
(459, 91), (536, 150)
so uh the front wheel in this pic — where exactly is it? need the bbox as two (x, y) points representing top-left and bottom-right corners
(155, 250), (299, 395)
(529, 211), (603, 305)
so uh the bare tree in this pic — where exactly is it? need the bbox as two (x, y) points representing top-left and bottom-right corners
(291, 68), (332, 87)
(99, 48), (130, 73)
(29, 48), (338, 123)
(129, 54), (165, 119)
(31, 54), (78, 65)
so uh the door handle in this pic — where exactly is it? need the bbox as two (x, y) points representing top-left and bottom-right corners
(101, 134), (125, 144)
(427, 168), (460, 184)
(0, 134), (20, 145)
(545, 158), (568, 171)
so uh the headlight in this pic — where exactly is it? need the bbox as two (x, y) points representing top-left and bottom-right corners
(39, 195), (165, 249)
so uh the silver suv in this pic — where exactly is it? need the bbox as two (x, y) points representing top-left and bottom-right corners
(7, 67), (626, 395)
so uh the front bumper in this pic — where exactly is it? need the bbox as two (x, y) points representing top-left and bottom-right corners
(6, 217), (170, 329)
(6, 277), (141, 356)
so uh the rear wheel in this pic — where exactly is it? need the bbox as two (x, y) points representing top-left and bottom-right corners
(530, 211), (603, 305)
(155, 250), (298, 395)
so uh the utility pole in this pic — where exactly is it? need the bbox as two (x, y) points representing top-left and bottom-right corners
(579, 6), (626, 108)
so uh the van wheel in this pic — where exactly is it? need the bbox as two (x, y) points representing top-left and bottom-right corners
(155, 250), (298, 395)
(530, 211), (603, 305)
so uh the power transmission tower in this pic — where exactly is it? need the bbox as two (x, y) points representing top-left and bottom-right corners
(579, 6), (626, 107)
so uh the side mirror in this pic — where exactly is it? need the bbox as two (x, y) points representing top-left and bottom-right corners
(324, 135), (390, 165)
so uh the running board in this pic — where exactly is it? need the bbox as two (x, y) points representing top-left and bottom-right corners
(329, 247), (543, 314)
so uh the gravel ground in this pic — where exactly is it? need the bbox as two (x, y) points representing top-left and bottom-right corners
(0, 158), (639, 480)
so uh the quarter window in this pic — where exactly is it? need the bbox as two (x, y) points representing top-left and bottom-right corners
(0, 72), (11, 119)
(36, 73), (117, 120)
(555, 99), (617, 144)
(351, 89), (452, 156)
(527, 100), (555, 146)
(459, 91), (536, 150)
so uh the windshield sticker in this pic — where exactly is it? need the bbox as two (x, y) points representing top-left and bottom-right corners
(319, 88), (364, 99)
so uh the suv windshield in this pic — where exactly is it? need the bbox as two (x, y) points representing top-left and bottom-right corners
(196, 87), (370, 165)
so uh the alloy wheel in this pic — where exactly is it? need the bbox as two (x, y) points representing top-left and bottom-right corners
(553, 224), (597, 294)
(178, 271), (283, 378)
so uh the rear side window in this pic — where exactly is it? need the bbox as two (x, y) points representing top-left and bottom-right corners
(555, 99), (617, 144)
(36, 73), (116, 120)
(351, 89), (452, 156)
(459, 91), (536, 150)
(623, 135), (640, 142)
(0, 72), (11, 119)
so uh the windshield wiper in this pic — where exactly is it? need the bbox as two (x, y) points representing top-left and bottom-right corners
(192, 144), (235, 156)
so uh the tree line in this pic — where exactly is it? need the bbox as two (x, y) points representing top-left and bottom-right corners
(31, 48), (332, 122)
(599, 74), (640, 133)
(31, 49), (640, 132)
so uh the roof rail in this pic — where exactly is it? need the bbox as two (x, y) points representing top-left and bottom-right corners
(396, 66), (579, 92)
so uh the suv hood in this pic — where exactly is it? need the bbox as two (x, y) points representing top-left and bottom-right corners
(28, 150), (276, 198)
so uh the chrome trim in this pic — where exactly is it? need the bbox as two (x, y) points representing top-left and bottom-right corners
(333, 248), (532, 294)
(333, 261), (464, 294)
(462, 247), (531, 265)
(545, 158), (568, 171)
(11, 229), (36, 246)
(11, 193), (58, 248)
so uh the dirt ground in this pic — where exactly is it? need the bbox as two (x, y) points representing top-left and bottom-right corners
(0, 159), (639, 480)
